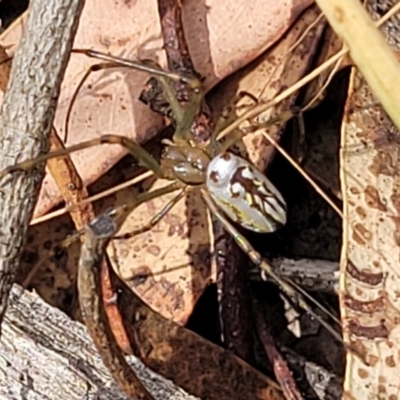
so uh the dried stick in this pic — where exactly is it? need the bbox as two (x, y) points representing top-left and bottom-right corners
(0, 0), (85, 330)
(78, 211), (155, 400)
(252, 297), (303, 400)
(269, 258), (339, 295)
(158, 0), (195, 75)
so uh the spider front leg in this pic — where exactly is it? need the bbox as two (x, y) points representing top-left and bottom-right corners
(0, 134), (164, 180)
(73, 49), (201, 89)
(69, 49), (203, 144)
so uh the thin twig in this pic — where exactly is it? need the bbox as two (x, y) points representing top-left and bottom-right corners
(30, 170), (154, 225)
(0, 0), (85, 330)
(78, 211), (155, 400)
(158, 0), (195, 74)
(252, 297), (303, 400)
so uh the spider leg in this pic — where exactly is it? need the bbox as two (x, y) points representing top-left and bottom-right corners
(73, 49), (200, 88)
(1, 134), (164, 180)
(61, 181), (182, 249)
(201, 188), (343, 343)
(72, 49), (203, 145)
(114, 186), (188, 239)
(64, 62), (122, 142)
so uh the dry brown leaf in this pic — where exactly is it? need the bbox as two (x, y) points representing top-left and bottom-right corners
(0, 45), (11, 93)
(117, 277), (285, 400)
(339, 2), (400, 398)
(0, 0), (313, 217)
(340, 47), (400, 400)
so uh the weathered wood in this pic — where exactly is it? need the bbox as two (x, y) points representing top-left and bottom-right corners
(0, 285), (198, 400)
(0, 0), (85, 326)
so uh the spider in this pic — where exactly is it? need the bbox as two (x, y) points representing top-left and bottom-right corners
(2, 49), (341, 341)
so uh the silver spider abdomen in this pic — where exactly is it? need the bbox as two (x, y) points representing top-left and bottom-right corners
(206, 152), (287, 233)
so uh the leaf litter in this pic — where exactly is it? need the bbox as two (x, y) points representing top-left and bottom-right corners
(2, 1), (396, 398)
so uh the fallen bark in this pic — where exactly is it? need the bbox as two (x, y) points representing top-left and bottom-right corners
(0, 285), (198, 400)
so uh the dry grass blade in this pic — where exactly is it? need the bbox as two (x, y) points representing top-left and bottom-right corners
(315, 0), (400, 130)
(29, 171), (154, 225)
(217, 2), (400, 144)
(47, 128), (93, 228)
(0, 0), (84, 329)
